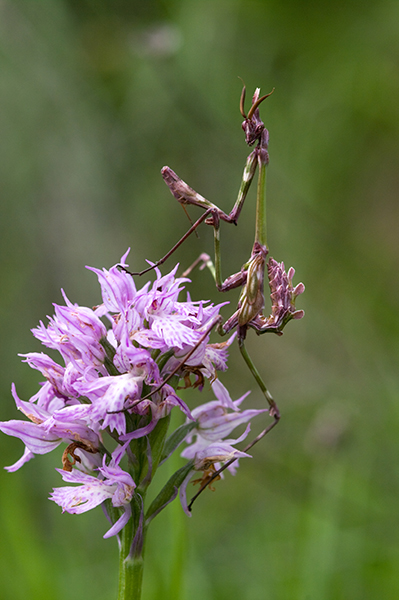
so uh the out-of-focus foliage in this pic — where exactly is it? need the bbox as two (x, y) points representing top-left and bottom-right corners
(1, 1), (398, 598)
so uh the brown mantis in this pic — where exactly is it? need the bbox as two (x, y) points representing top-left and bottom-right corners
(129, 86), (304, 503)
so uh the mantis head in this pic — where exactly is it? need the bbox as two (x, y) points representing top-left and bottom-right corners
(240, 86), (274, 146)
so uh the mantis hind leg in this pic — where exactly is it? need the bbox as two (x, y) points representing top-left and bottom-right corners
(187, 336), (279, 512)
(238, 336), (280, 420)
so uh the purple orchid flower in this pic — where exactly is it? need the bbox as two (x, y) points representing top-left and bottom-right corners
(50, 454), (136, 538)
(1, 249), (253, 535)
(178, 381), (267, 514)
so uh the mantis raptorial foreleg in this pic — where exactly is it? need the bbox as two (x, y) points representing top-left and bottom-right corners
(129, 87), (270, 281)
(159, 151), (257, 291)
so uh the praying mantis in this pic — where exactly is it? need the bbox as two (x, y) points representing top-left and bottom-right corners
(130, 86), (304, 502)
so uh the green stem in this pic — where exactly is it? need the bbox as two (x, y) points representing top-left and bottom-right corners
(117, 505), (146, 600)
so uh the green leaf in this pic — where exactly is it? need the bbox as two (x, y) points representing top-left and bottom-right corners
(160, 421), (197, 465)
(147, 413), (172, 474)
(100, 336), (119, 376)
(145, 460), (194, 524)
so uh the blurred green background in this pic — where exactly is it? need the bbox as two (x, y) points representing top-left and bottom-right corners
(1, 0), (399, 598)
